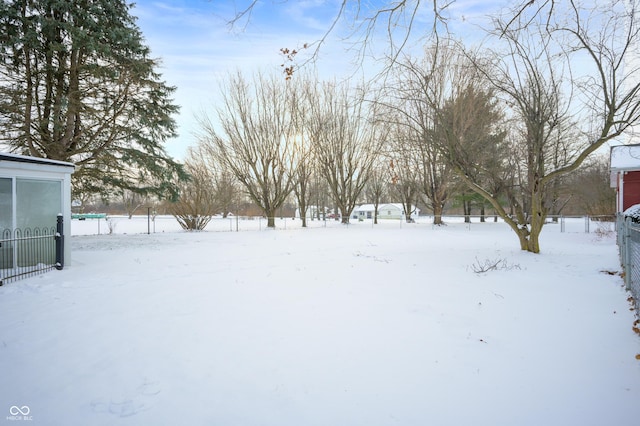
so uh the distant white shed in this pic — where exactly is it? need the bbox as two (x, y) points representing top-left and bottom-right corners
(354, 203), (420, 220)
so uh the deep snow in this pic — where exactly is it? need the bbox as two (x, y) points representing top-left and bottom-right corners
(0, 218), (638, 426)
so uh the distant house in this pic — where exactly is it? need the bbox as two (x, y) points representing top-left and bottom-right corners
(0, 153), (74, 264)
(610, 144), (640, 213)
(353, 203), (420, 220)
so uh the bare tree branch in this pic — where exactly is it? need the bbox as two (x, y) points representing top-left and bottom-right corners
(225, 1), (451, 75)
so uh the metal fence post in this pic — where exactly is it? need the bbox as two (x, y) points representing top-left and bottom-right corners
(624, 217), (632, 290)
(55, 214), (64, 270)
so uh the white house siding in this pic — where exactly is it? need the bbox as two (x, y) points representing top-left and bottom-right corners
(0, 153), (74, 264)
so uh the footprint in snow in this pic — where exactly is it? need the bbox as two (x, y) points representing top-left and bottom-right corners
(91, 379), (161, 418)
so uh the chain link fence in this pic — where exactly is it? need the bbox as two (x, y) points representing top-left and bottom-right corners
(71, 214), (615, 235)
(616, 214), (640, 313)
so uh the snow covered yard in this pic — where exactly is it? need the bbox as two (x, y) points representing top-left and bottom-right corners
(1, 221), (638, 425)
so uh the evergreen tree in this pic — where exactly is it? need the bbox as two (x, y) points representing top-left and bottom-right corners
(0, 0), (186, 199)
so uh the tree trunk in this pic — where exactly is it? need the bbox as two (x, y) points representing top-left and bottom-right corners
(338, 204), (350, 224)
(503, 185), (545, 253)
(517, 228), (530, 251)
(298, 202), (308, 228)
(433, 203), (444, 225)
(526, 185), (546, 254)
(527, 226), (541, 253)
(266, 209), (276, 228)
(464, 200), (471, 223)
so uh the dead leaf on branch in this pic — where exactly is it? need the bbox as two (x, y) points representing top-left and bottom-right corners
(279, 44), (309, 80)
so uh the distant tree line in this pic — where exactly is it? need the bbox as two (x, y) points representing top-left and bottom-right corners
(179, 0), (634, 253)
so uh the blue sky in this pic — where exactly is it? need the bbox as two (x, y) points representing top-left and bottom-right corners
(130, 1), (506, 160)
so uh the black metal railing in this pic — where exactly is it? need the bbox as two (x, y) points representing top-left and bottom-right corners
(0, 215), (64, 286)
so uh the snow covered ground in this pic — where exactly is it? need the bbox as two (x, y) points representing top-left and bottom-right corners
(1, 218), (638, 425)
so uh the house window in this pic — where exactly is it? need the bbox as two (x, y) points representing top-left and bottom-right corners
(0, 178), (11, 231)
(1, 178), (61, 268)
(16, 179), (62, 230)
(0, 177), (62, 231)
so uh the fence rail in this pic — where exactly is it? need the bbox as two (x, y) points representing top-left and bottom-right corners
(71, 214), (616, 235)
(0, 215), (65, 286)
(616, 214), (640, 313)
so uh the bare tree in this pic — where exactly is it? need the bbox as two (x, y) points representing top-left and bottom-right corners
(376, 39), (514, 230)
(305, 81), (384, 223)
(447, 0), (640, 253)
(415, 127), (453, 225)
(168, 150), (219, 231)
(427, 1), (640, 252)
(378, 45), (464, 225)
(291, 158), (314, 226)
(384, 131), (421, 224)
(364, 159), (390, 224)
(308, 166), (331, 221)
(198, 71), (298, 228)
(288, 78), (316, 227)
(212, 166), (240, 218)
(193, 139), (241, 218)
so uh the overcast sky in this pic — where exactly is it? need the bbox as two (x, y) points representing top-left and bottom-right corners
(130, 0), (509, 160)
